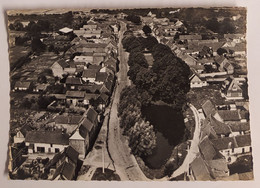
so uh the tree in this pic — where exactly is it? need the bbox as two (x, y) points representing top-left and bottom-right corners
(217, 48), (228, 56)
(128, 120), (156, 157)
(31, 38), (46, 53)
(142, 25), (152, 35)
(9, 23), (15, 30)
(205, 17), (219, 33)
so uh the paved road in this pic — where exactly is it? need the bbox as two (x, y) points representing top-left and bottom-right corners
(169, 103), (201, 179)
(107, 21), (148, 181)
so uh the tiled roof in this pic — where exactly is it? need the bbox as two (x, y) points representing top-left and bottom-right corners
(52, 161), (76, 180)
(235, 135), (251, 147)
(96, 72), (108, 82)
(82, 69), (96, 78)
(65, 77), (82, 85)
(211, 137), (237, 151)
(202, 100), (217, 118)
(218, 110), (240, 121)
(14, 81), (31, 89)
(199, 136), (217, 160)
(66, 90), (85, 98)
(25, 130), (70, 145)
(190, 155), (212, 180)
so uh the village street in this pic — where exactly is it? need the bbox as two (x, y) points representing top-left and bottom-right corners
(106, 21), (149, 181)
(169, 103), (201, 179)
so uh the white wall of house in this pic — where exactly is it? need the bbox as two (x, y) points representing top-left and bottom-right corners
(14, 132), (25, 143)
(25, 142), (68, 154)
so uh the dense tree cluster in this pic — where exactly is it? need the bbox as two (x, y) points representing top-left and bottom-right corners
(122, 33), (190, 110)
(204, 17), (236, 34)
(125, 15), (141, 25)
(118, 86), (156, 157)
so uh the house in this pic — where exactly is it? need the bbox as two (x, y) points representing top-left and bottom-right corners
(103, 57), (118, 72)
(207, 158), (229, 178)
(214, 56), (234, 74)
(211, 135), (252, 162)
(97, 93), (109, 111)
(190, 74), (208, 88)
(14, 124), (33, 143)
(8, 143), (27, 172)
(218, 110), (241, 123)
(65, 90), (86, 106)
(73, 53), (94, 63)
(179, 54), (197, 66)
(179, 34), (202, 42)
(144, 53), (154, 68)
(45, 146), (79, 180)
(201, 114), (231, 139)
(229, 122), (250, 136)
(25, 130), (70, 154)
(69, 108), (99, 158)
(221, 77), (245, 100)
(84, 93), (99, 105)
(51, 60), (69, 78)
(199, 136), (218, 160)
(201, 100), (222, 121)
(59, 27), (73, 35)
(80, 107), (99, 143)
(224, 34), (245, 43)
(33, 84), (48, 92)
(54, 115), (83, 135)
(13, 81), (31, 91)
(95, 72), (109, 85)
(188, 155), (212, 181)
(82, 69), (97, 83)
(65, 77), (83, 90)
(69, 128), (87, 159)
(93, 52), (107, 65)
(81, 43), (107, 53)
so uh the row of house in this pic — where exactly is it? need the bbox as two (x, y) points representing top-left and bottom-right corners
(188, 100), (252, 180)
(17, 107), (99, 159)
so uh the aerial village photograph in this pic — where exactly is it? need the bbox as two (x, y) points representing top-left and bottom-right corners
(6, 7), (254, 181)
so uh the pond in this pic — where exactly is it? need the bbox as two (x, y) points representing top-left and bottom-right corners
(141, 104), (185, 169)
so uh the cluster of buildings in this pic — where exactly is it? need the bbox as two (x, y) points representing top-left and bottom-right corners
(9, 12), (120, 180)
(188, 100), (252, 180)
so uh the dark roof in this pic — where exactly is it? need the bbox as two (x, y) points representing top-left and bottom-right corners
(14, 81), (31, 89)
(86, 107), (98, 124)
(211, 137), (238, 151)
(104, 58), (117, 69)
(235, 135), (251, 147)
(190, 155), (212, 180)
(66, 90), (85, 98)
(66, 77), (82, 85)
(99, 93), (109, 103)
(215, 55), (227, 65)
(79, 124), (89, 139)
(207, 159), (229, 179)
(199, 136), (217, 160)
(202, 100), (217, 118)
(45, 146), (79, 170)
(230, 122), (250, 132)
(82, 43), (107, 49)
(218, 110), (240, 121)
(19, 124), (32, 136)
(55, 59), (69, 69)
(81, 118), (94, 132)
(179, 34), (202, 40)
(55, 115), (82, 125)
(82, 84), (102, 93)
(96, 72), (108, 82)
(52, 161), (76, 180)
(88, 64), (102, 70)
(210, 115), (232, 135)
(82, 69), (96, 78)
(84, 93), (99, 100)
(25, 130), (69, 145)
(144, 53), (154, 66)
